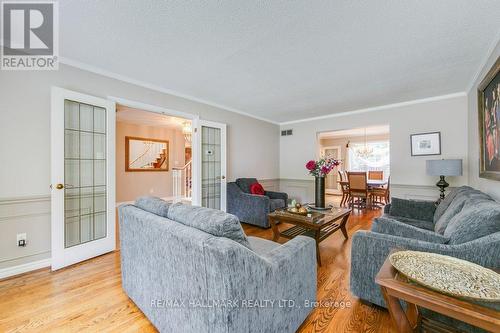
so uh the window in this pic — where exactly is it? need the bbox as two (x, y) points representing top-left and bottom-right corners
(348, 141), (390, 179)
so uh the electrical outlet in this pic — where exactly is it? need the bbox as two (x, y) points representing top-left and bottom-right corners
(17, 233), (27, 247)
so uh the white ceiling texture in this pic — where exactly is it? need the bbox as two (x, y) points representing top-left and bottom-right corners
(60, 1), (500, 123)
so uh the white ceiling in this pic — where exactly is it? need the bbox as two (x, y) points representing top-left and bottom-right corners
(116, 105), (190, 129)
(60, 1), (500, 123)
(319, 125), (390, 139)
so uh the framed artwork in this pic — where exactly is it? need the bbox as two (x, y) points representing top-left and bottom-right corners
(125, 136), (169, 172)
(478, 56), (500, 181)
(410, 132), (441, 156)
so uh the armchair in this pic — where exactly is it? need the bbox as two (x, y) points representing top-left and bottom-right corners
(227, 178), (288, 228)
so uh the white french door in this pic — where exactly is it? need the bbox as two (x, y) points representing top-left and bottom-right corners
(51, 87), (116, 270)
(196, 120), (227, 211)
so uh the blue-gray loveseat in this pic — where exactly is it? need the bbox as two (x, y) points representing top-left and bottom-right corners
(227, 178), (288, 228)
(350, 186), (500, 331)
(118, 197), (316, 333)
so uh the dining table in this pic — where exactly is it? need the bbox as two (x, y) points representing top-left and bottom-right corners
(338, 180), (387, 187)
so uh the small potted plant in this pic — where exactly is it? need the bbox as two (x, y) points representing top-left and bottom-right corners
(306, 158), (340, 208)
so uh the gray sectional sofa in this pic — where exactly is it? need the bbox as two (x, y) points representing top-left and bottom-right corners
(118, 197), (316, 333)
(350, 186), (500, 331)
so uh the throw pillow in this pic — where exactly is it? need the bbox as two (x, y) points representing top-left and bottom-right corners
(249, 182), (265, 195)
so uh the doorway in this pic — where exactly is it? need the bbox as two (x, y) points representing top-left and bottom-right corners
(115, 104), (193, 205)
(317, 125), (391, 205)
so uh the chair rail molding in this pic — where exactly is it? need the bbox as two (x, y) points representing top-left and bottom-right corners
(0, 195), (52, 277)
(390, 183), (444, 201)
(277, 179), (444, 203)
(278, 178), (315, 203)
(258, 178), (280, 192)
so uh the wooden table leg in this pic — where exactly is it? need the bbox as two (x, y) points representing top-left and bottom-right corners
(269, 217), (280, 242)
(406, 302), (419, 330)
(380, 286), (417, 333)
(315, 230), (321, 266)
(340, 214), (349, 239)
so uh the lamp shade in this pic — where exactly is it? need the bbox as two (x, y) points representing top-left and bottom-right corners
(426, 159), (462, 176)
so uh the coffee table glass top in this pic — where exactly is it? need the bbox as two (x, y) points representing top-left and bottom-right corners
(271, 206), (350, 226)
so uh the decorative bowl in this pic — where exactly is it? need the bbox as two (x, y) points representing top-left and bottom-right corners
(286, 208), (309, 216)
(389, 251), (500, 302)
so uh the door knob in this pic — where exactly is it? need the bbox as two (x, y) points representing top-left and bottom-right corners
(55, 184), (64, 190)
(221, 175), (226, 180)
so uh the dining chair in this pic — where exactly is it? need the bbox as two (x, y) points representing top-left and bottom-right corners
(370, 176), (391, 207)
(347, 172), (370, 212)
(368, 170), (383, 180)
(338, 170), (350, 207)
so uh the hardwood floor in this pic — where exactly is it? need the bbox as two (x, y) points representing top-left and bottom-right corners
(0, 202), (395, 333)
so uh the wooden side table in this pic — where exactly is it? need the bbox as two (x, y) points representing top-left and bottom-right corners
(375, 256), (500, 333)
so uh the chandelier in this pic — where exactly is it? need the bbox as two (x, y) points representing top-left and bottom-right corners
(182, 122), (192, 145)
(356, 128), (373, 158)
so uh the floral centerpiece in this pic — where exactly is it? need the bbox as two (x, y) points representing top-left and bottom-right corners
(306, 158), (340, 177)
(305, 157), (341, 208)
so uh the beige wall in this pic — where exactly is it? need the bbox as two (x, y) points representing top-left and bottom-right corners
(0, 64), (279, 271)
(116, 122), (186, 203)
(467, 39), (500, 201)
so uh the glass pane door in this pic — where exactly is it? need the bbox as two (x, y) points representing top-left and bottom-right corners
(201, 125), (221, 209)
(64, 100), (107, 248)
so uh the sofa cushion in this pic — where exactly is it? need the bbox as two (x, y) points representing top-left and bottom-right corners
(434, 189), (493, 234)
(134, 196), (171, 217)
(236, 178), (259, 193)
(433, 186), (473, 223)
(389, 197), (436, 222)
(167, 203), (251, 249)
(270, 199), (285, 212)
(444, 200), (500, 244)
(434, 195), (467, 234)
(247, 236), (280, 255)
(381, 215), (435, 231)
(372, 217), (450, 244)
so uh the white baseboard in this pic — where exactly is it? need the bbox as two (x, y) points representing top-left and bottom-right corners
(0, 258), (51, 280)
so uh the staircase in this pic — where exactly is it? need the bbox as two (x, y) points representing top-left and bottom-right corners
(129, 143), (167, 169)
(152, 148), (167, 168)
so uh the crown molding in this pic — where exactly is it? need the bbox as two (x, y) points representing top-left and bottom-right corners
(279, 92), (467, 126)
(465, 32), (500, 93)
(59, 57), (470, 127)
(59, 57), (280, 125)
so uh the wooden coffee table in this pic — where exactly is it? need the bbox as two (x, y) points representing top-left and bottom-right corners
(376, 255), (500, 333)
(268, 207), (351, 266)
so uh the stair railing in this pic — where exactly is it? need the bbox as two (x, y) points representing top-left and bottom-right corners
(172, 160), (192, 202)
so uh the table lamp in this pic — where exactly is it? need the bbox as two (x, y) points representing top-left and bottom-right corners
(426, 159), (462, 202)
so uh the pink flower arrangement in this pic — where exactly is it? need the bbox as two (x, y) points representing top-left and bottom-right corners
(305, 157), (340, 177)
(306, 160), (316, 171)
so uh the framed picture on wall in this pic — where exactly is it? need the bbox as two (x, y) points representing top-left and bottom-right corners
(410, 132), (441, 156)
(478, 56), (500, 181)
(125, 136), (169, 171)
